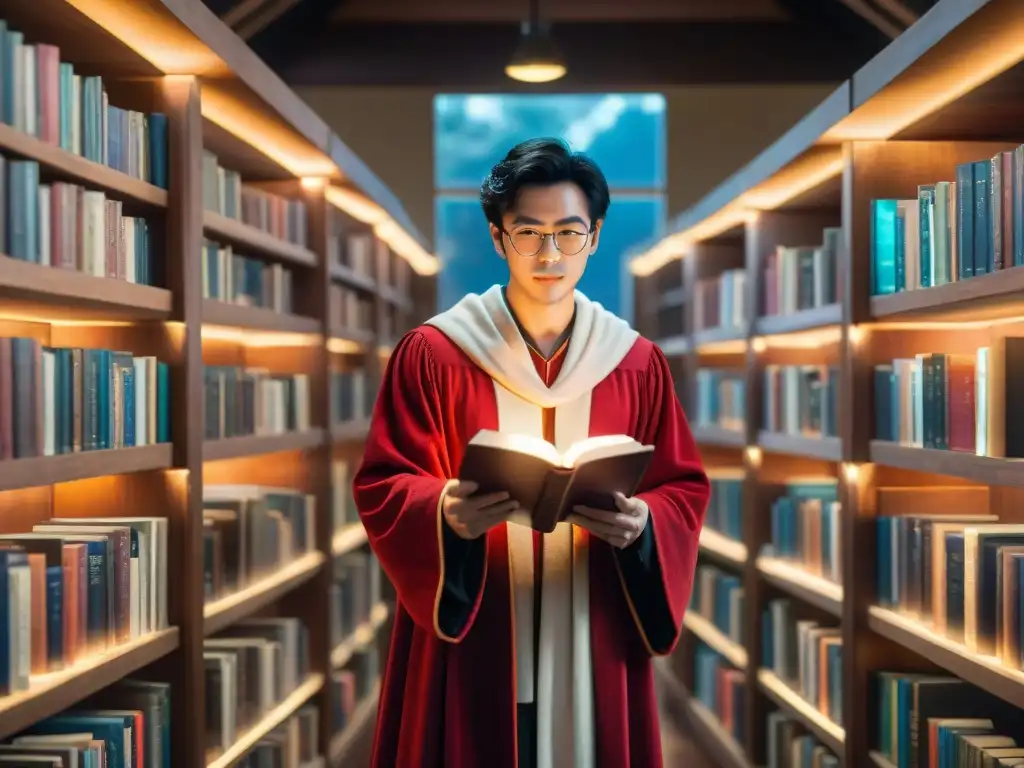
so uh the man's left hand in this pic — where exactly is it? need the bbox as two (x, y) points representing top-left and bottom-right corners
(568, 492), (649, 549)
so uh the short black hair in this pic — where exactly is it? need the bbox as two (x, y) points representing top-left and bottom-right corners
(480, 137), (611, 230)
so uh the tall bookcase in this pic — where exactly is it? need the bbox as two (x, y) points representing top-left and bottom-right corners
(0, 0), (436, 766)
(634, 1), (1024, 766)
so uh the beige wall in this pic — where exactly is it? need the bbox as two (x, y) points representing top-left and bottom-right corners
(298, 84), (836, 246)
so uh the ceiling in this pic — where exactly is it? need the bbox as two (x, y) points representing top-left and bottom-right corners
(204, 0), (939, 89)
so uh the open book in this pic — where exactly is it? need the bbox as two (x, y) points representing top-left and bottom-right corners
(457, 430), (655, 533)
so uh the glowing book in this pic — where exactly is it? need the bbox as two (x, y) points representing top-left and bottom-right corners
(457, 430), (655, 534)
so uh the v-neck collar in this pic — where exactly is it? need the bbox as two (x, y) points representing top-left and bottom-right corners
(501, 285), (576, 362)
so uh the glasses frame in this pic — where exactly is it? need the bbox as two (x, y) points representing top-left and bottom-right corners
(502, 226), (594, 258)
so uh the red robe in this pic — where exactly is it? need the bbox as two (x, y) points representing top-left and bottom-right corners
(353, 313), (709, 767)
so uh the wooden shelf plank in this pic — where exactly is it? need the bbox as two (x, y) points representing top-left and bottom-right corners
(868, 606), (1024, 710)
(331, 523), (368, 557)
(331, 420), (371, 443)
(683, 612), (748, 669)
(0, 627), (179, 740)
(0, 444), (174, 492)
(202, 429), (326, 462)
(207, 673), (325, 768)
(0, 122), (168, 207)
(330, 603), (389, 668)
(758, 669), (845, 755)
(204, 551), (326, 636)
(655, 335), (690, 356)
(868, 441), (1024, 487)
(699, 527), (748, 565)
(756, 556), (844, 617)
(870, 750), (899, 768)
(201, 299), (323, 336)
(758, 431), (843, 462)
(379, 284), (413, 313)
(870, 266), (1024, 322)
(328, 326), (376, 348)
(753, 303), (843, 337)
(692, 424), (747, 449)
(328, 679), (381, 764)
(203, 210), (318, 268)
(691, 326), (748, 353)
(0, 255), (173, 321)
(330, 263), (376, 293)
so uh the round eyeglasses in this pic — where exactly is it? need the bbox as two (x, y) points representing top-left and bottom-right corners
(504, 228), (592, 258)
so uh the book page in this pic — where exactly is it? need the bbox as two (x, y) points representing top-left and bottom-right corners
(468, 429), (562, 466)
(563, 434), (648, 468)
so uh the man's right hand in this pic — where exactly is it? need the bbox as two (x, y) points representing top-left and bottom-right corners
(442, 480), (518, 540)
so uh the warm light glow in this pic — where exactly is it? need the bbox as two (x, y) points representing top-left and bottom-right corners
(842, 462), (860, 483)
(751, 337), (767, 354)
(327, 337), (367, 354)
(848, 325), (866, 346)
(0, 314), (134, 327)
(326, 186), (441, 276)
(867, 316), (1024, 331)
(824, 3), (1024, 141)
(300, 176), (327, 190)
(741, 149), (844, 210)
(377, 345), (394, 358)
(745, 446), (763, 468)
(631, 205), (748, 276)
(696, 338), (748, 355)
(201, 325), (320, 348)
(756, 325), (842, 349)
(505, 62), (567, 83)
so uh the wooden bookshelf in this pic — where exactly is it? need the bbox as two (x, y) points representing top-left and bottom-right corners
(634, 1), (1024, 764)
(0, 0), (437, 764)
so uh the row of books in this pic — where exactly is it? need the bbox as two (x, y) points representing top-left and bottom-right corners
(694, 368), (746, 432)
(705, 469), (744, 542)
(332, 642), (380, 735)
(767, 478), (842, 584)
(0, 338), (171, 460)
(694, 268), (748, 332)
(691, 563), (745, 646)
(762, 597), (843, 726)
(330, 229), (378, 281)
(0, 516), (169, 696)
(330, 550), (382, 648)
(234, 706), (322, 768)
(763, 364), (840, 440)
(871, 146), (1024, 296)
(876, 508), (1024, 667)
(0, 677), (171, 766)
(204, 617), (312, 758)
(761, 228), (842, 317)
(2, 155), (158, 285)
(693, 642), (746, 746)
(766, 711), (840, 768)
(332, 460), (357, 531)
(202, 485), (317, 604)
(201, 239), (296, 315)
(873, 338), (1024, 458)
(330, 284), (375, 337)
(0, 19), (169, 188)
(875, 671), (1024, 768)
(331, 368), (375, 425)
(202, 150), (310, 248)
(203, 367), (311, 441)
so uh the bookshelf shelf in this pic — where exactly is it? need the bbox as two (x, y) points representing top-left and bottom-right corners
(755, 556), (843, 617)
(683, 612), (748, 669)
(692, 326), (747, 353)
(757, 431), (843, 462)
(753, 304), (843, 337)
(0, 255), (174, 321)
(202, 429), (327, 462)
(330, 263), (376, 293)
(0, 627), (180, 740)
(201, 299), (324, 336)
(867, 607), (1024, 710)
(657, 335), (691, 356)
(0, 444), (174, 492)
(686, 696), (752, 768)
(202, 210), (319, 268)
(699, 527), (748, 565)
(869, 751), (898, 768)
(331, 419), (372, 443)
(203, 551), (327, 636)
(329, 327), (377, 348)
(757, 669), (845, 755)
(330, 603), (389, 668)
(331, 521), (369, 556)
(328, 679), (382, 765)
(0, 121), (169, 208)
(692, 425), (747, 448)
(207, 674), (326, 768)
(868, 441), (1024, 487)
(869, 266), (1024, 322)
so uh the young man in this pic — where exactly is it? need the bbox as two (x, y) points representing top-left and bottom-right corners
(353, 137), (709, 768)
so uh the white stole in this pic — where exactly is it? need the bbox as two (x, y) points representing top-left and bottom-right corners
(495, 383), (594, 768)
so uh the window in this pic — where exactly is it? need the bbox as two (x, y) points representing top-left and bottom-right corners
(433, 93), (667, 321)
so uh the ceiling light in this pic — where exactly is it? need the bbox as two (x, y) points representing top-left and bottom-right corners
(505, 22), (566, 83)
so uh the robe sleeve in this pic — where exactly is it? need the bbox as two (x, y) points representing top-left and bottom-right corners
(614, 344), (710, 656)
(352, 330), (486, 643)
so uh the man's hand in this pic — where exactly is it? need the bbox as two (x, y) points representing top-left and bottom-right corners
(442, 480), (519, 540)
(569, 491), (649, 549)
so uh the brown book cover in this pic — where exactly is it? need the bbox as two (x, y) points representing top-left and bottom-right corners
(457, 430), (655, 534)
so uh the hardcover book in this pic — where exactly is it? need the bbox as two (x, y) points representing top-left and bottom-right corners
(457, 430), (655, 534)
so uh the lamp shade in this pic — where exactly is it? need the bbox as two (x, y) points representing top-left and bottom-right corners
(505, 24), (566, 83)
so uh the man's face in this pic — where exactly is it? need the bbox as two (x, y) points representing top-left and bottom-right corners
(489, 182), (603, 306)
